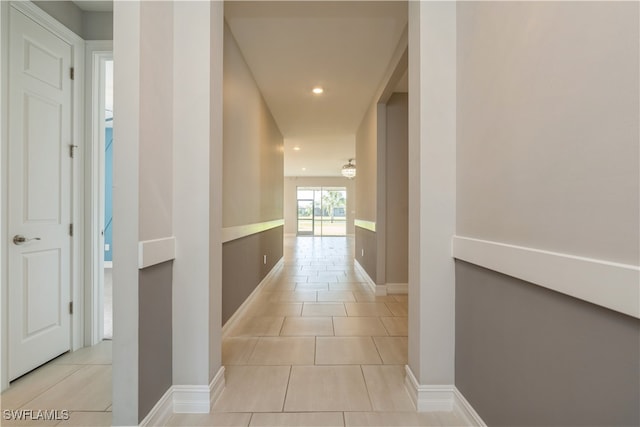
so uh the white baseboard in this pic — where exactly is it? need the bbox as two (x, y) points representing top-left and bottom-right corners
(222, 258), (284, 338)
(173, 384), (210, 414)
(453, 387), (486, 427)
(404, 365), (486, 426)
(386, 283), (408, 294)
(139, 386), (174, 427)
(138, 367), (227, 425)
(209, 366), (225, 407)
(354, 259), (386, 295)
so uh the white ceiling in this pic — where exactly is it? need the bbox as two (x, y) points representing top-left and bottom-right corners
(225, 1), (407, 176)
(72, 1), (113, 12)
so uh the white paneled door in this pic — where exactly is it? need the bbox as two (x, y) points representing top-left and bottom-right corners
(8, 7), (73, 380)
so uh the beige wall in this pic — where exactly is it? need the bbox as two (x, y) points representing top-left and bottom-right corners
(455, 2), (640, 424)
(284, 177), (355, 235)
(139, 1), (173, 241)
(222, 21), (284, 323)
(355, 102), (378, 223)
(223, 23), (284, 228)
(385, 93), (408, 284)
(457, 1), (639, 265)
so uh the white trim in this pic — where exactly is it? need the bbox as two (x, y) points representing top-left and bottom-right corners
(139, 386), (174, 427)
(11, 1), (82, 43)
(453, 387), (487, 427)
(209, 366), (226, 408)
(386, 283), (408, 294)
(222, 219), (284, 243)
(222, 259), (283, 337)
(452, 236), (640, 319)
(173, 384), (210, 414)
(0, 0), (9, 392)
(84, 42), (112, 347)
(354, 219), (376, 232)
(404, 365), (486, 426)
(404, 365), (454, 411)
(354, 259), (387, 296)
(138, 237), (176, 269)
(138, 366), (226, 424)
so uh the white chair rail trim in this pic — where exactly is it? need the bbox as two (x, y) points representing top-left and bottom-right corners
(453, 235), (640, 319)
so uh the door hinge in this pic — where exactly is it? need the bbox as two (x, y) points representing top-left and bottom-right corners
(69, 144), (78, 158)
(69, 301), (73, 315)
(70, 67), (74, 80)
(69, 223), (73, 237)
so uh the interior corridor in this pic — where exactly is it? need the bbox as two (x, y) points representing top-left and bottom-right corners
(0, 236), (463, 426)
(168, 236), (463, 427)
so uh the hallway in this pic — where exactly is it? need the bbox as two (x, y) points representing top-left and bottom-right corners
(168, 236), (463, 426)
(0, 237), (462, 427)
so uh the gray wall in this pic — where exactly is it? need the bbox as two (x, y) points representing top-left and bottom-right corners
(355, 96), (378, 283)
(284, 177), (356, 235)
(355, 226), (377, 284)
(222, 21), (284, 323)
(355, 103), (377, 223)
(455, 2), (640, 424)
(83, 11), (113, 40)
(222, 226), (283, 324)
(384, 93), (408, 284)
(138, 262), (173, 423)
(33, 1), (113, 40)
(456, 261), (640, 426)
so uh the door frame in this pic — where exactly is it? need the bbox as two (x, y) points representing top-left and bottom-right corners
(0, 1), (85, 391)
(84, 42), (113, 346)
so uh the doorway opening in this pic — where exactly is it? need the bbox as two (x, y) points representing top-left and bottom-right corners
(103, 59), (113, 340)
(296, 187), (347, 236)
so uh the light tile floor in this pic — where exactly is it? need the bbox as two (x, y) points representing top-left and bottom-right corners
(169, 236), (466, 427)
(1, 237), (465, 427)
(0, 341), (113, 426)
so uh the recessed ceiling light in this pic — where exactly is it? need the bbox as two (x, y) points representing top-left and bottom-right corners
(312, 87), (324, 95)
(302, 167), (307, 171)
(293, 146), (301, 151)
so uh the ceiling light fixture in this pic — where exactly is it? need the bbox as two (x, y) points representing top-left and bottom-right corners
(341, 159), (356, 179)
(293, 146), (301, 151)
(312, 87), (324, 95)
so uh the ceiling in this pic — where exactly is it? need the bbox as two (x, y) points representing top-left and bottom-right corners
(72, 1), (113, 12)
(225, 1), (407, 176)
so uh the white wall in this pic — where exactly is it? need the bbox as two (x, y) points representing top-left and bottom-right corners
(112, 2), (140, 423)
(407, 0), (457, 396)
(172, 0), (213, 389)
(284, 176), (356, 235)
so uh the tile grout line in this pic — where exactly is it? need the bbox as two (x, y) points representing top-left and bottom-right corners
(13, 364), (90, 410)
(280, 365), (293, 413)
(359, 364), (376, 412)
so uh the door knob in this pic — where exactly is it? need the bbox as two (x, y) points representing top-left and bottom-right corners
(13, 235), (41, 245)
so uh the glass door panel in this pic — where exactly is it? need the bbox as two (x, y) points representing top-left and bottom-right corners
(319, 188), (347, 236)
(297, 199), (314, 235)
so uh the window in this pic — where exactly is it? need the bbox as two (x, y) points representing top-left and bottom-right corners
(296, 187), (347, 236)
